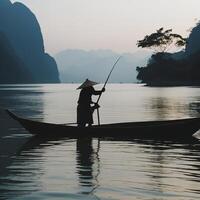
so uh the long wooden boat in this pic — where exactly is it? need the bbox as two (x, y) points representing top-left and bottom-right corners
(6, 110), (200, 140)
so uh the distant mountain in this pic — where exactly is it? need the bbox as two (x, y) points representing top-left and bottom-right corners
(55, 49), (150, 83)
(0, 0), (60, 83)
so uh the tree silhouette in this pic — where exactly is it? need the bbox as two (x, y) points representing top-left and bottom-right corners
(137, 28), (186, 53)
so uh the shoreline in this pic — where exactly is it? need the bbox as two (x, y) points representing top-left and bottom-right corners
(142, 82), (200, 87)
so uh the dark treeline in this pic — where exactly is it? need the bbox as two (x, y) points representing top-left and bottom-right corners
(136, 23), (200, 86)
(137, 51), (200, 86)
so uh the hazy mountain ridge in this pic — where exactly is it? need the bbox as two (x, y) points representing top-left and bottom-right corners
(0, 0), (60, 83)
(55, 49), (150, 83)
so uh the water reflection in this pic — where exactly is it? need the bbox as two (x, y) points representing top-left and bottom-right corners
(2, 84), (200, 199)
(189, 97), (200, 117)
(148, 96), (190, 120)
(135, 139), (200, 198)
(144, 87), (200, 121)
(76, 138), (101, 196)
(76, 138), (94, 188)
(0, 136), (102, 199)
(0, 84), (44, 118)
(1, 136), (200, 199)
(0, 142), (43, 199)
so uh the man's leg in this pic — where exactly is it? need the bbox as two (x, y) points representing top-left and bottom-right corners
(78, 122), (86, 127)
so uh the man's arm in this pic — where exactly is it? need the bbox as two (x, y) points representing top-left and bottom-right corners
(92, 87), (105, 95)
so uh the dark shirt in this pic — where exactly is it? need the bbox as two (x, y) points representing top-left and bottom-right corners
(78, 86), (101, 106)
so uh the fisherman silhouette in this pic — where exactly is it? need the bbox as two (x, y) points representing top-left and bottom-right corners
(77, 79), (105, 127)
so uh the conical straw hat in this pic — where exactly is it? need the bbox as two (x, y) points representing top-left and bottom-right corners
(77, 79), (99, 89)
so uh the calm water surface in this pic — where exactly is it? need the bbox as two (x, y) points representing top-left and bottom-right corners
(1, 84), (200, 199)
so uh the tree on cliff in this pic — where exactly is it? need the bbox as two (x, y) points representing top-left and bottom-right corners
(136, 28), (188, 85)
(137, 27), (186, 53)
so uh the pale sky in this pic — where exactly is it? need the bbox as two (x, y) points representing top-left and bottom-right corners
(11, 0), (200, 55)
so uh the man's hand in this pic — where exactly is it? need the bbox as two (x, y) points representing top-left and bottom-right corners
(91, 103), (100, 113)
(101, 88), (105, 92)
(94, 103), (100, 109)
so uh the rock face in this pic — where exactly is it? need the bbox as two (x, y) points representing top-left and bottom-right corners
(0, 0), (60, 83)
(0, 32), (33, 83)
(55, 49), (150, 83)
(185, 22), (200, 56)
